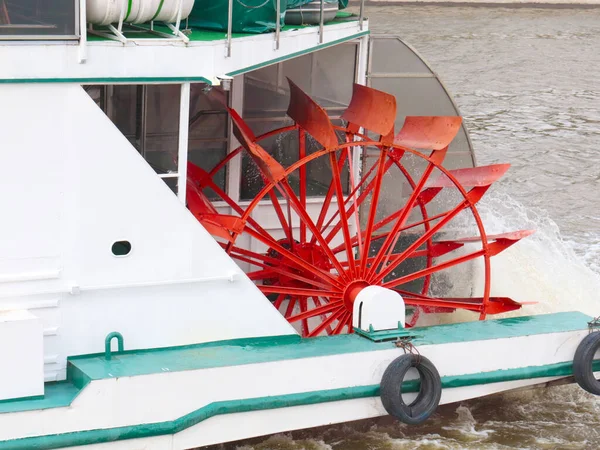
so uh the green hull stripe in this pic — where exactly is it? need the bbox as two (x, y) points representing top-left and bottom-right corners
(0, 76), (212, 85)
(151, 0), (166, 21)
(2, 359), (594, 450)
(226, 30), (370, 77)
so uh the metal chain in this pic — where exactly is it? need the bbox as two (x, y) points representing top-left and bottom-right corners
(395, 336), (421, 365)
(588, 316), (600, 333)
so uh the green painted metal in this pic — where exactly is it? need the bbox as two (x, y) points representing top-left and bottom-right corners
(67, 312), (591, 381)
(104, 332), (124, 361)
(226, 30), (369, 77)
(0, 77), (213, 85)
(353, 323), (411, 342)
(2, 359), (597, 450)
(0, 383), (80, 415)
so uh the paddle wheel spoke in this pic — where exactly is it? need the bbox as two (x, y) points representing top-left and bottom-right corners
(273, 294), (286, 310)
(370, 187), (487, 285)
(359, 149), (388, 276)
(307, 308), (345, 338)
(228, 245), (340, 290)
(383, 248), (486, 289)
(311, 150), (349, 244)
(329, 151), (357, 277)
(260, 285), (342, 299)
(366, 155), (441, 281)
(277, 180), (351, 282)
(287, 301), (344, 323)
(299, 128), (307, 243)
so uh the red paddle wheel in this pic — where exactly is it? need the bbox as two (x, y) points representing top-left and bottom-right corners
(187, 80), (533, 337)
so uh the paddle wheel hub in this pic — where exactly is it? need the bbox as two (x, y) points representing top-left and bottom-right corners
(186, 79), (534, 337)
(343, 280), (370, 311)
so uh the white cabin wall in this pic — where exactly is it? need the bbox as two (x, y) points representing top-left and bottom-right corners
(0, 84), (296, 381)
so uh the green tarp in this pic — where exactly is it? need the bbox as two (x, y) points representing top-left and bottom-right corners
(188, 0), (287, 34)
(188, 0), (347, 34)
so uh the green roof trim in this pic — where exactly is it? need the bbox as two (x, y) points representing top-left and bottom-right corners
(226, 30), (369, 77)
(1, 359), (593, 450)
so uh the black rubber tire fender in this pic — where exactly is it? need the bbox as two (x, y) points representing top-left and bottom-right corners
(573, 332), (600, 395)
(380, 354), (442, 425)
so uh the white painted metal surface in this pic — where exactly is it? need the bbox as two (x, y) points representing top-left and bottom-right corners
(0, 310), (43, 400)
(353, 286), (406, 331)
(0, 84), (296, 381)
(0, 21), (366, 81)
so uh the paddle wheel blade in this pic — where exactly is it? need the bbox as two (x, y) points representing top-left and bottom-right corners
(403, 296), (525, 315)
(341, 83), (397, 137)
(228, 107), (286, 183)
(436, 230), (536, 256)
(287, 78), (339, 149)
(394, 116), (462, 150)
(426, 164), (511, 188)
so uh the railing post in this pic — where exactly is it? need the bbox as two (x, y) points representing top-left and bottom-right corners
(78, 0), (87, 63)
(359, 0), (364, 31)
(226, 0), (233, 57)
(319, 0), (324, 44)
(275, 0), (281, 50)
(178, 82), (191, 204)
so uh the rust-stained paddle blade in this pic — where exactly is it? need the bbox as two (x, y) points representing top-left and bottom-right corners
(286, 78), (338, 149)
(228, 107), (286, 183)
(341, 83), (397, 137)
(394, 116), (462, 150)
(426, 164), (511, 189)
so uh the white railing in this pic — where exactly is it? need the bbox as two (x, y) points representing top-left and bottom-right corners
(226, 0), (366, 57)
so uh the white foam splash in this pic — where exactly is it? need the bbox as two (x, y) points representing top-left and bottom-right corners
(473, 189), (600, 318)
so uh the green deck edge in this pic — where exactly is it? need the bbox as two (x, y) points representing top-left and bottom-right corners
(67, 312), (592, 381)
(1, 359), (594, 450)
(0, 383), (80, 415)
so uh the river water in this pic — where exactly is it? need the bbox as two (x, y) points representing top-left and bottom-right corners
(207, 6), (600, 450)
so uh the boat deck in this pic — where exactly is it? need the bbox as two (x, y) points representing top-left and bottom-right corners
(87, 12), (359, 43)
(67, 311), (591, 381)
(0, 311), (591, 415)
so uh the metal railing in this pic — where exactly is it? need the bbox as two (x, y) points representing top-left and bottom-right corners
(226, 0), (366, 57)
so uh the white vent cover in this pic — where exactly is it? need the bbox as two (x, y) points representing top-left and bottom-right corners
(352, 286), (406, 332)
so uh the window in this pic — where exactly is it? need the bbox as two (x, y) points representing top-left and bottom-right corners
(0, 0), (77, 38)
(84, 83), (231, 200)
(241, 43), (358, 200)
(85, 84), (182, 193)
(188, 85), (230, 199)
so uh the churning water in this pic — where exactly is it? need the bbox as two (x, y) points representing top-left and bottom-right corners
(206, 6), (600, 449)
